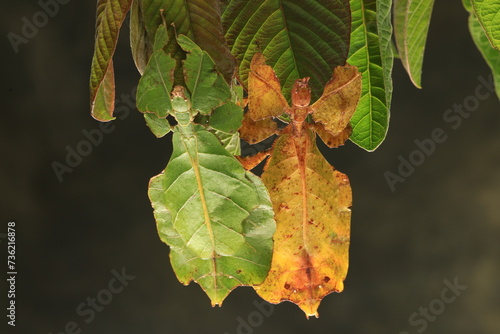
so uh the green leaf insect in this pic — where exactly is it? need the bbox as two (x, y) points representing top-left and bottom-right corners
(137, 25), (276, 306)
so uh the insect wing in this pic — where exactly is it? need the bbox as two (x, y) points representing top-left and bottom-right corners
(247, 53), (289, 120)
(311, 64), (361, 136)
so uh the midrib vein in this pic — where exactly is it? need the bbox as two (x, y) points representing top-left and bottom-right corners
(294, 134), (310, 252)
(181, 131), (218, 290)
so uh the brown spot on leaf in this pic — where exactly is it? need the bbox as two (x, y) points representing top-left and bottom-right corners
(279, 203), (289, 210)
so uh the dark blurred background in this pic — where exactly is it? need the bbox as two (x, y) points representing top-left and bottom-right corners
(1, 1), (499, 333)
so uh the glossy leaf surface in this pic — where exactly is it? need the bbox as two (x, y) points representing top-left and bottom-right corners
(471, 0), (500, 50)
(223, 0), (351, 100)
(394, 0), (435, 88)
(464, 0), (500, 100)
(347, 0), (393, 150)
(137, 0), (235, 81)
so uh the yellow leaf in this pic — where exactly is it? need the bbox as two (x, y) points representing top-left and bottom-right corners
(312, 122), (352, 149)
(247, 53), (289, 121)
(312, 64), (362, 136)
(239, 112), (277, 144)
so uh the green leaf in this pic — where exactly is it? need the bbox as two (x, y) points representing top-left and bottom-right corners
(210, 129), (241, 155)
(347, 0), (393, 151)
(149, 124), (275, 305)
(130, 0), (151, 75)
(471, 0), (500, 50)
(139, 0), (235, 81)
(222, 0), (351, 100)
(90, 0), (132, 121)
(209, 102), (243, 134)
(177, 35), (232, 114)
(144, 113), (171, 138)
(393, 0), (435, 88)
(209, 102), (244, 155)
(229, 77), (245, 107)
(137, 32), (239, 142)
(136, 25), (176, 118)
(464, 0), (500, 100)
(463, 0), (473, 11)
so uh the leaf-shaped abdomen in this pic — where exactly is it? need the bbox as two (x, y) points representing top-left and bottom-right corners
(255, 127), (351, 317)
(149, 125), (276, 305)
